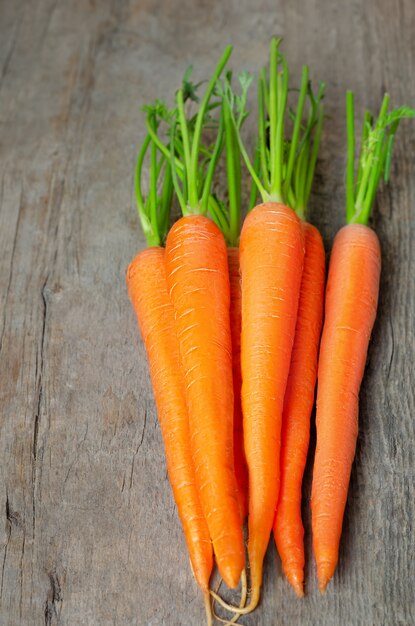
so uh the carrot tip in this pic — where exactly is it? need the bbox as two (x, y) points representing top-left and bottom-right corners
(219, 565), (242, 590)
(317, 562), (333, 593)
(285, 570), (304, 598)
(319, 579), (329, 593)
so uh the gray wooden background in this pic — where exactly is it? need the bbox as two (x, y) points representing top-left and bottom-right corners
(1, 0), (414, 624)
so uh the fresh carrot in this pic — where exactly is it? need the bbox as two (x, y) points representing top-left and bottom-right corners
(311, 92), (415, 592)
(212, 39), (324, 616)
(125, 112), (213, 616)
(209, 72), (253, 522)
(272, 71), (326, 597)
(165, 47), (245, 590)
(273, 221), (325, 597)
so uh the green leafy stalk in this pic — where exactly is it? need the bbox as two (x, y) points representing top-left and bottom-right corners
(345, 91), (415, 225)
(283, 65), (309, 200)
(219, 71), (253, 246)
(258, 73), (271, 190)
(248, 143), (261, 211)
(228, 38), (325, 219)
(170, 46), (232, 216)
(272, 53), (288, 200)
(291, 80), (326, 218)
(134, 108), (174, 247)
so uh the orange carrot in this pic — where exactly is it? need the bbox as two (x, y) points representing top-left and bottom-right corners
(311, 91), (414, 591)
(165, 216), (244, 589)
(211, 41), (324, 618)
(240, 202), (304, 607)
(228, 247), (248, 520)
(268, 60), (325, 597)
(127, 248), (213, 592)
(273, 222), (325, 597)
(127, 110), (215, 615)
(311, 224), (380, 590)
(211, 74), (252, 523)
(165, 47), (244, 590)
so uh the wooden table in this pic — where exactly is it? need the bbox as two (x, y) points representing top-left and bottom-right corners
(1, 1), (414, 624)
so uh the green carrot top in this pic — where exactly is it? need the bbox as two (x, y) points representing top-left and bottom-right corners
(232, 37), (325, 220)
(169, 46), (233, 217)
(134, 103), (174, 247)
(208, 71), (252, 246)
(346, 91), (415, 225)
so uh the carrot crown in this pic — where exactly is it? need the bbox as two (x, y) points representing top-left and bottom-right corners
(345, 91), (415, 225)
(207, 71), (252, 246)
(169, 46), (233, 217)
(233, 38), (325, 219)
(134, 103), (174, 247)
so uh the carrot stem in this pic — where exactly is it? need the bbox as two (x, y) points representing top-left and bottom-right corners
(134, 106), (176, 246)
(220, 71), (252, 245)
(258, 76), (270, 190)
(176, 88), (193, 196)
(284, 65), (309, 200)
(187, 45), (233, 213)
(248, 144), (261, 211)
(227, 38), (324, 214)
(271, 54), (288, 200)
(201, 112), (225, 215)
(224, 96), (240, 245)
(304, 99), (324, 209)
(149, 114), (159, 237)
(345, 91), (415, 225)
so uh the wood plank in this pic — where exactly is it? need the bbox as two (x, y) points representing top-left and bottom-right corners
(0, 0), (414, 624)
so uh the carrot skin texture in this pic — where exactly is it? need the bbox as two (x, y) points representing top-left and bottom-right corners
(311, 224), (381, 591)
(273, 222), (326, 597)
(126, 247), (213, 592)
(165, 216), (244, 589)
(240, 202), (305, 603)
(227, 247), (249, 521)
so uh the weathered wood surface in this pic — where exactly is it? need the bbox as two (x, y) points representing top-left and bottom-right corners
(0, 0), (414, 624)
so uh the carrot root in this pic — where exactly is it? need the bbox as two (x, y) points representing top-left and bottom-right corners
(311, 224), (381, 591)
(273, 222), (325, 598)
(204, 592), (213, 626)
(165, 215), (244, 589)
(211, 569), (248, 625)
(241, 202), (305, 605)
(127, 248), (213, 591)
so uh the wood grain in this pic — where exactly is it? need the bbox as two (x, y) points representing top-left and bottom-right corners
(0, 0), (414, 624)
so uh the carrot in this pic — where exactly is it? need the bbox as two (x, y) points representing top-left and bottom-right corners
(240, 201), (305, 604)
(311, 92), (415, 592)
(208, 73), (253, 522)
(271, 70), (326, 597)
(127, 248), (213, 591)
(212, 39), (324, 616)
(126, 113), (213, 620)
(311, 223), (380, 591)
(165, 47), (245, 590)
(273, 222), (325, 597)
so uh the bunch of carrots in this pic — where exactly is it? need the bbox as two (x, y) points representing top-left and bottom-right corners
(126, 40), (414, 624)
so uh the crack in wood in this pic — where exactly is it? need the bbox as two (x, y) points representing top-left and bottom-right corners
(44, 571), (63, 626)
(127, 409), (147, 505)
(386, 316), (395, 382)
(32, 277), (49, 543)
(0, 493), (12, 606)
